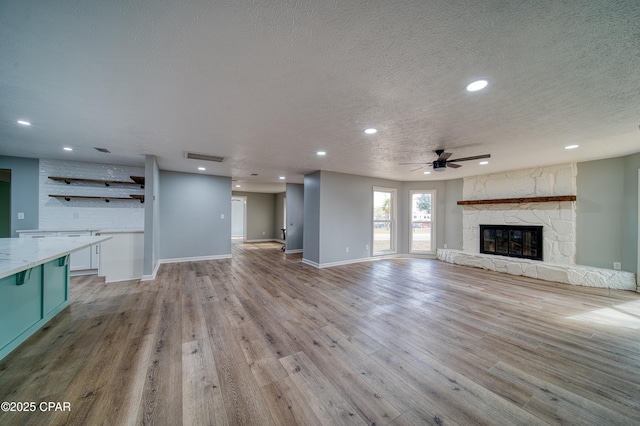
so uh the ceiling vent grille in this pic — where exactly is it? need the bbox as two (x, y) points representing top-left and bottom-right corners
(185, 151), (225, 162)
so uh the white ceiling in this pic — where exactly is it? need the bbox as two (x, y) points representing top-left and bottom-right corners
(1, 0), (639, 193)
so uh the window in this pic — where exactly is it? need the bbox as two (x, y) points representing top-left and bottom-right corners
(410, 190), (435, 253)
(373, 187), (397, 255)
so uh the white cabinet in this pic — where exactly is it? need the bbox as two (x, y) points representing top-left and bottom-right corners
(90, 236), (100, 270)
(18, 230), (99, 274)
(60, 232), (91, 270)
(21, 232), (55, 239)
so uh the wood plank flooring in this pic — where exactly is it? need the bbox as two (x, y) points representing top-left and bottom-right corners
(1, 242), (639, 425)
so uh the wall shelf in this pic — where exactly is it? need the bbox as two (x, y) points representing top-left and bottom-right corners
(49, 175), (145, 188)
(49, 194), (144, 203)
(457, 195), (576, 205)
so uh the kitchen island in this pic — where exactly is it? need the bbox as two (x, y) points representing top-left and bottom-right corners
(0, 235), (111, 361)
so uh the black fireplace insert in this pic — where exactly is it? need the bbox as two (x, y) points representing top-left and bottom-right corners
(480, 225), (543, 261)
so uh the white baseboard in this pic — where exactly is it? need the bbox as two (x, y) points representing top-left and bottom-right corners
(244, 239), (281, 243)
(70, 269), (98, 277)
(141, 260), (161, 281)
(159, 254), (232, 264)
(317, 257), (373, 268)
(285, 249), (303, 254)
(302, 258), (320, 268)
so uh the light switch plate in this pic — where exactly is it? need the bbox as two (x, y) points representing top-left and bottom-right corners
(18, 212), (24, 219)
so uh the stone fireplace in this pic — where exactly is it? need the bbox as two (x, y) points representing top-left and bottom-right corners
(462, 164), (576, 264)
(437, 163), (636, 290)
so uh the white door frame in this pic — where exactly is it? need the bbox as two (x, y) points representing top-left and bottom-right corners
(231, 196), (247, 241)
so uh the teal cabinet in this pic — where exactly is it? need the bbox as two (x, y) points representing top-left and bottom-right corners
(43, 255), (69, 315)
(0, 256), (70, 361)
(0, 265), (44, 358)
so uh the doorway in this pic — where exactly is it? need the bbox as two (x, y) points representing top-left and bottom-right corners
(232, 196), (246, 241)
(0, 169), (10, 238)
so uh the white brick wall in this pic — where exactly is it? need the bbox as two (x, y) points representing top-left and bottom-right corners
(39, 159), (145, 230)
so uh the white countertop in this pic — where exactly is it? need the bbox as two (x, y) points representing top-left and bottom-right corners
(17, 228), (143, 233)
(95, 229), (144, 234)
(0, 236), (112, 279)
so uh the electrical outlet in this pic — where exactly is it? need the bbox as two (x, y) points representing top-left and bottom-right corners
(444, 243), (448, 249)
(220, 213), (225, 219)
(18, 212), (24, 220)
(345, 247), (349, 253)
(613, 262), (621, 270)
(262, 231), (265, 236)
(365, 244), (369, 251)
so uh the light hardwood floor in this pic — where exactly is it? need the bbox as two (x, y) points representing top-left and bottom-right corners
(1, 242), (639, 425)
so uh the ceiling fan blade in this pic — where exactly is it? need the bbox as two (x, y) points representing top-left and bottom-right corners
(410, 166), (425, 172)
(436, 151), (452, 161)
(398, 162), (429, 165)
(447, 153), (491, 163)
(447, 163), (462, 169)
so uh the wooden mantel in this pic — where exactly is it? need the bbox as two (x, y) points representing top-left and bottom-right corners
(457, 195), (576, 206)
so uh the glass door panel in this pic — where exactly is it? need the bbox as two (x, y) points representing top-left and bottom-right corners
(410, 191), (435, 254)
(373, 188), (396, 255)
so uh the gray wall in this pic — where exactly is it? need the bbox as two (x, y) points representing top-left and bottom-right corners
(576, 154), (640, 272)
(232, 191), (276, 240)
(159, 171), (231, 260)
(303, 172), (321, 264)
(143, 155), (160, 276)
(0, 156), (39, 236)
(576, 153), (640, 273)
(318, 171), (399, 264)
(576, 158), (624, 270)
(303, 171), (455, 266)
(444, 179), (464, 250)
(285, 183), (304, 251)
(275, 192), (286, 241)
(622, 153), (640, 273)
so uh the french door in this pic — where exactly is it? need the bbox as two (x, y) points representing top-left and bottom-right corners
(410, 190), (435, 254)
(373, 187), (397, 255)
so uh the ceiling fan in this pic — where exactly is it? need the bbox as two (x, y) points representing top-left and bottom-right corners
(400, 149), (491, 172)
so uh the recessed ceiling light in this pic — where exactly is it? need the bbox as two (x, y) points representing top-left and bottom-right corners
(423, 171), (431, 175)
(17, 120), (31, 126)
(198, 167), (206, 171)
(564, 144), (579, 150)
(235, 184), (241, 188)
(466, 80), (488, 92)
(479, 161), (489, 165)
(317, 151), (327, 156)
(279, 176), (286, 180)
(63, 147), (73, 151)
(364, 128), (377, 134)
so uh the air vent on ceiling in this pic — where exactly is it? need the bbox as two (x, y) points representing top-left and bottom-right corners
(185, 151), (225, 162)
(94, 147), (111, 153)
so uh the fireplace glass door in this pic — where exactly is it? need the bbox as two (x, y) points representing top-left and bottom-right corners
(480, 225), (542, 261)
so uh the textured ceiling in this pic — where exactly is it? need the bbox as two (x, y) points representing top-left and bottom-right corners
(1, 0), (639, 192)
